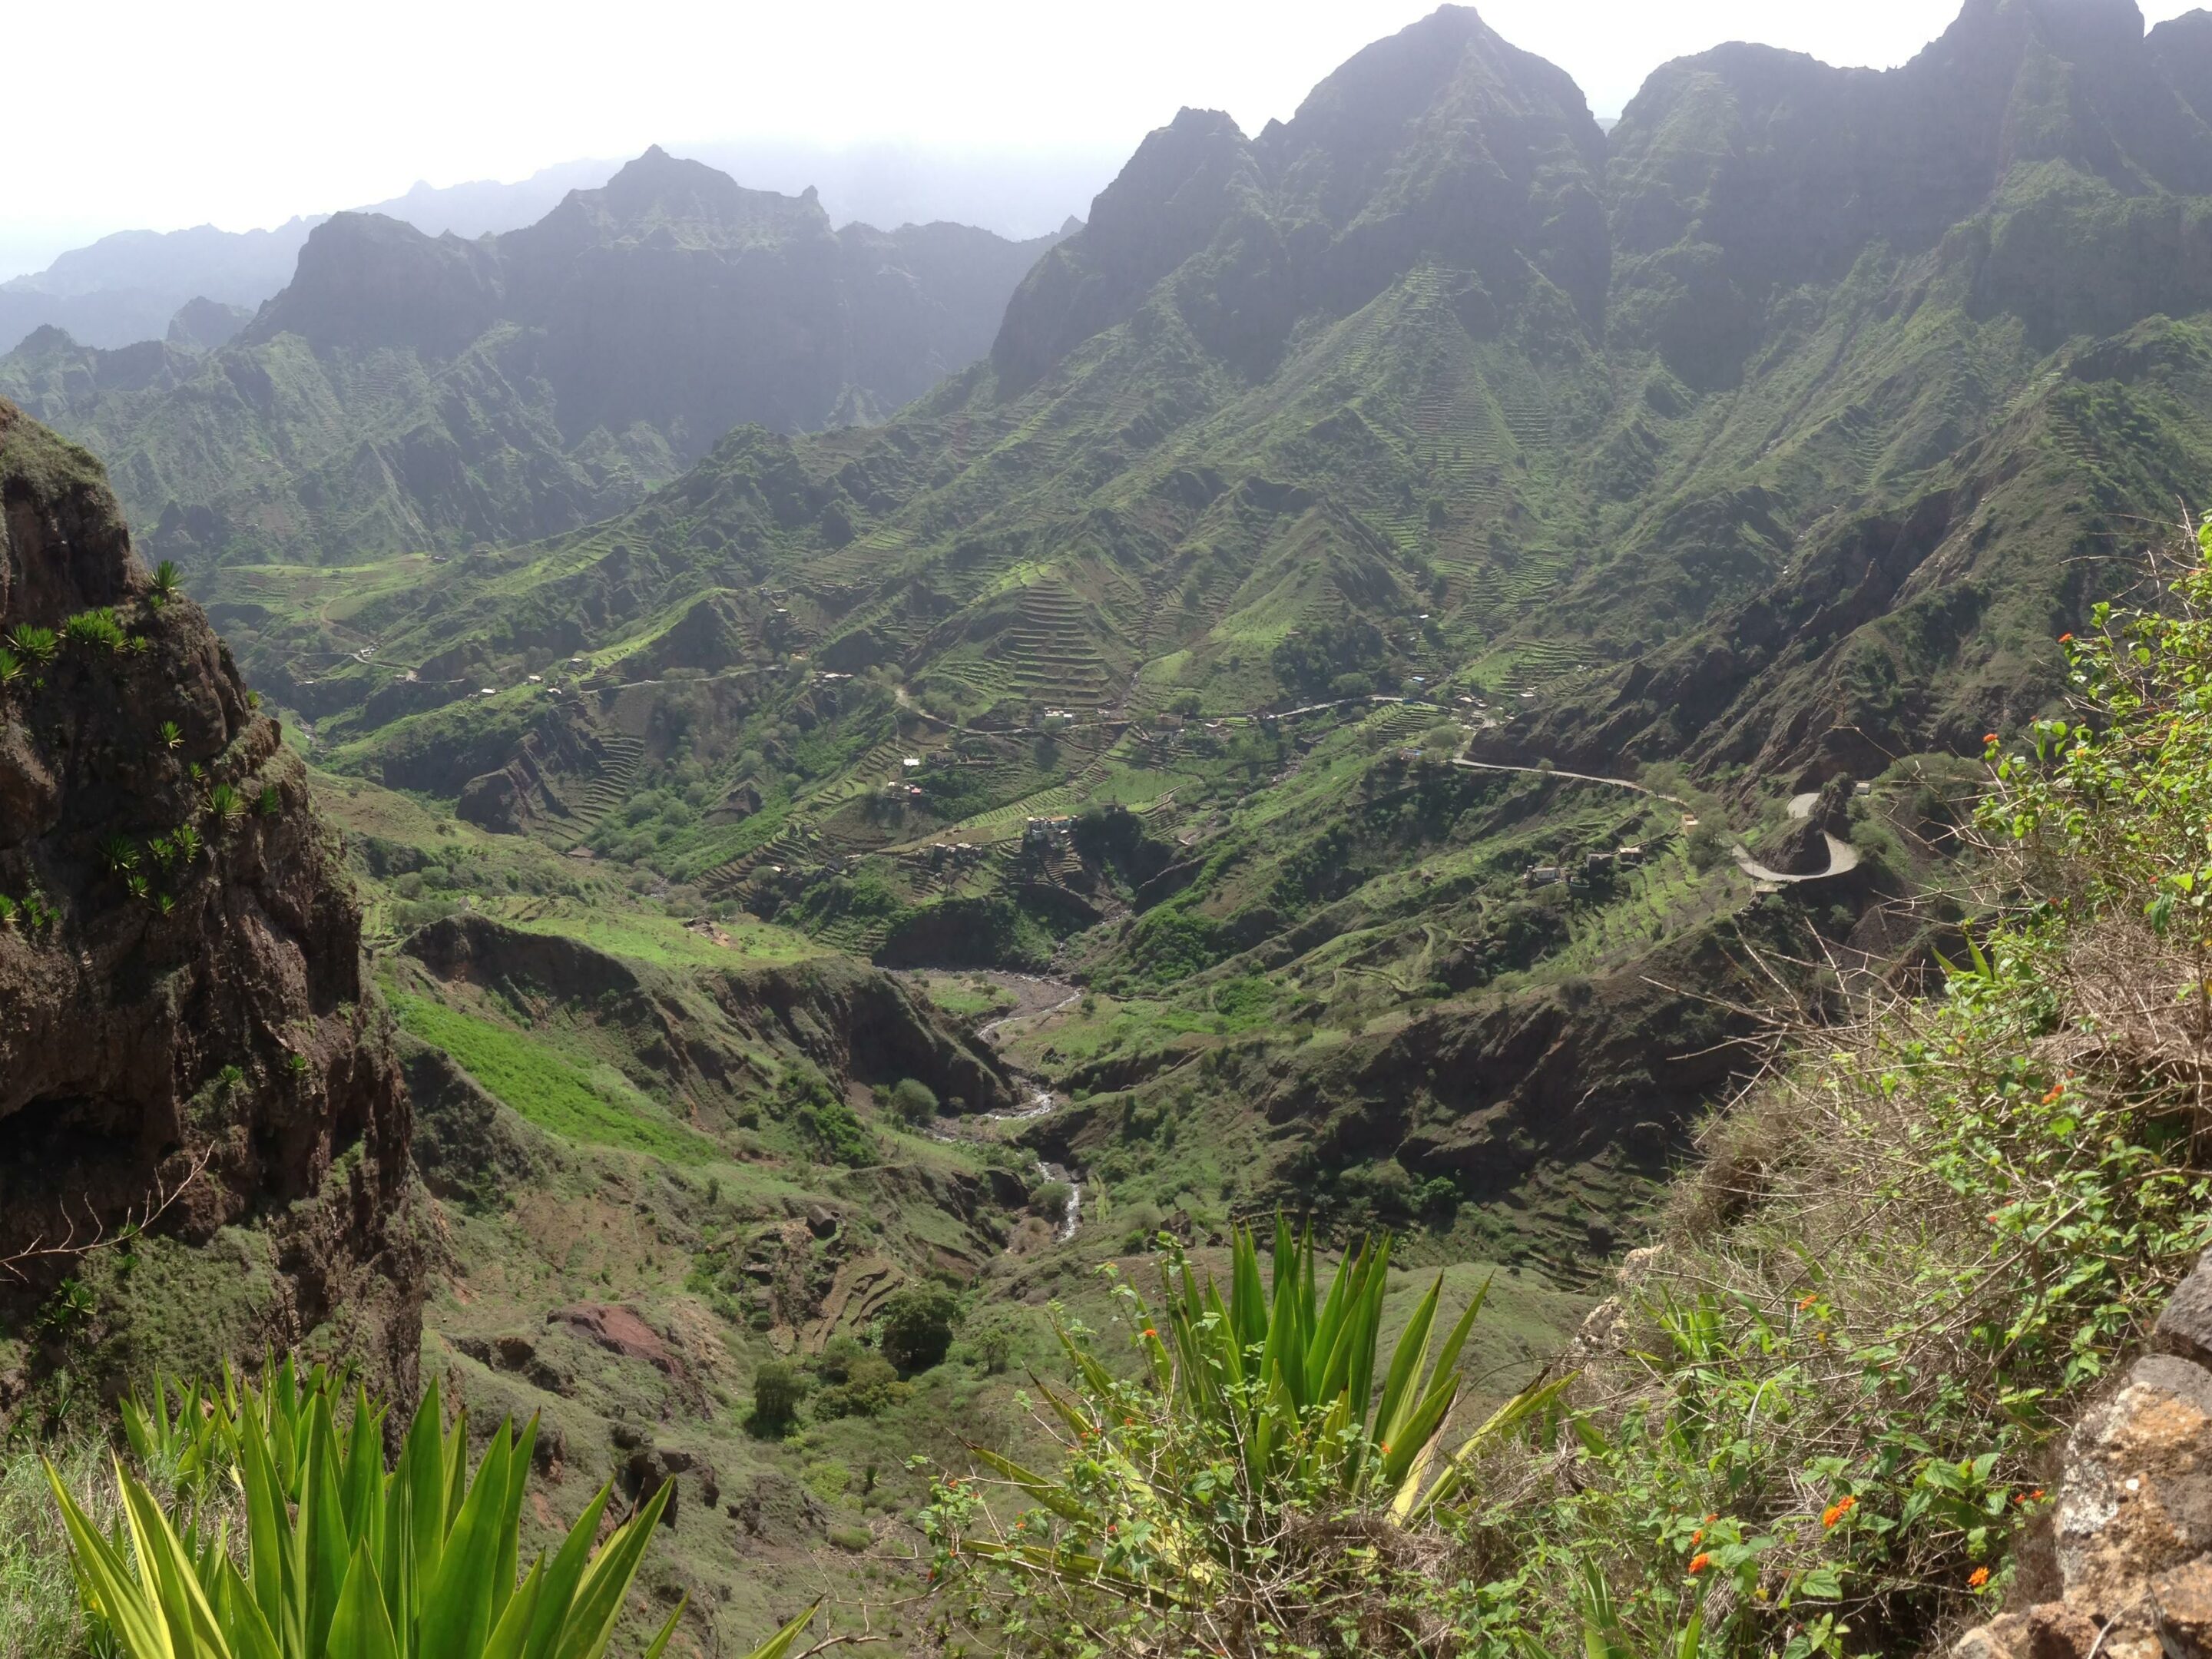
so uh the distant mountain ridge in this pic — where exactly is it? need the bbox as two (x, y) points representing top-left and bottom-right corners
(0, 162), (614, 353)
(1, 144), (1118, 354)
(0, 148), (1066, 565)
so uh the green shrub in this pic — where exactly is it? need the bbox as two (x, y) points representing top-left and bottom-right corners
(878, 1283), (958, 1374)
(796, 1094), (876, 1166)
(925, 1220), (1561, 1654)
(1028, 1180), (1071, 1224)
(750, 1360), (804, 1430)
(962, 1307), (1023, 1375)
(7, 624), (58, 667)
(812, 1352), (906, 1419)
(1418, 1174), (1461, 1223)
(886, 1077), (939, 1124)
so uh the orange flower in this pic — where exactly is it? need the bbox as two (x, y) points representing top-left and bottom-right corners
(1822, 1496), (1858, 1528)
(1704, 1513), (1717, 1524)
(1690, 1528), (1704, 1546)
(1797, 1293), (1818, 1310)
(1142, 1327), (1157, 1339)
(2059, 633), (2074, 644)
(1969, 1566), (1991, 1589)
(1984, 733), (1999, 745)
(1687, 1553), (1710, 1575)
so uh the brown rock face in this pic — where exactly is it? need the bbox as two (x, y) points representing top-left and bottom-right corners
(1955, 1251), (2212, 1658)
(0, 400), (420, 1394)
(2058, 1356), (2212, 1618)
(545, 1303), (684, 1379)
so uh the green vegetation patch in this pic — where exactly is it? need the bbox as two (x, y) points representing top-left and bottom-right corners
(390, 992), (714, 1160)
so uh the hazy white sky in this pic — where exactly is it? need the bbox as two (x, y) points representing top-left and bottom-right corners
(9, 0), (2207, 260)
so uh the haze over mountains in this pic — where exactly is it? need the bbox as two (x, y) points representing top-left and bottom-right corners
(0, 144), (1118, 353)
(0, 149), (1067, 565)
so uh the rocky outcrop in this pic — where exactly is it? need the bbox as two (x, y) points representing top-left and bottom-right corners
(1956, 1250), (2212, 1657)
(0, 400), (421, 1394)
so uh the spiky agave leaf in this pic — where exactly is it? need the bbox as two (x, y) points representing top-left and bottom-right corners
(45, 1364), (779, 1659)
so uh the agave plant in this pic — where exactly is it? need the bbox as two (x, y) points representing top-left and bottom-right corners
(8, 624), (59, 666)
(55, 1369), (821, 1659)
(64, 608), (127, 653)
(258, 783), (283, 818)
(209, 783), (243, 819)
(98, 834), (141, 875)
(123, 1357), (336, 1501)
(174, 823), (206, 863)
(150, 560), (183, 605)
(0, 646), (21, 686)
(936, 1219), (1571, 1618)
(161, 720), (184, 750)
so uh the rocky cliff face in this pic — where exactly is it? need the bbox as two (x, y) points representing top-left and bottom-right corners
(1957, 1248), (2212, 1657)
(0, 399), (420, 1395)
(1608, 0), (2212, 388)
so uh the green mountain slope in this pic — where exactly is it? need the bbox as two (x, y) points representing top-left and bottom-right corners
(131, 0), (2212, 1269)
(0, 148), (1064, 570)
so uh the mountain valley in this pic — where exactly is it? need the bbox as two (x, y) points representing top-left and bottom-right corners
(16, 3), (2212, 1656)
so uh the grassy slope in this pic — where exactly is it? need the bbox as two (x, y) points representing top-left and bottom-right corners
(295, 779), (1591, 1655)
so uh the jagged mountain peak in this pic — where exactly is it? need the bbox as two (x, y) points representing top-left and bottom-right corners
(988, 107), (1265, 391)
(240, 210), (502, 356)
(989, 7), (1608, 392)
(1604, 0), (2212, 386)
(1265, 2), (1601, 188)
(538, 144), (834, 250)
(2150, 8), (2212, 127)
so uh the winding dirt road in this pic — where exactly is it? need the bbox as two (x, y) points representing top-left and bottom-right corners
(1730, 793), (1860, 884)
